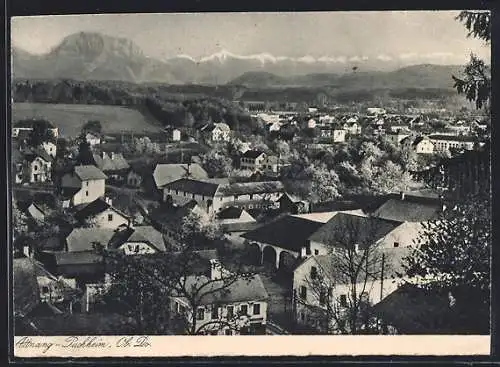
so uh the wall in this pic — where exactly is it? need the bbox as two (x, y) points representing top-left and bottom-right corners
(119, 241), (157, 255)
(93, 208), (129, 229)
(172, 297), (267, 335)
(73, 179), (105, 206)
(29, 157), (51, 183)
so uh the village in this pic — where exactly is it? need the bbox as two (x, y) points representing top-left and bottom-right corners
(12, 99), (490, 336)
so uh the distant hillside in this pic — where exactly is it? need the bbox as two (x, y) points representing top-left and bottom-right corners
(228, 64), (465, 90)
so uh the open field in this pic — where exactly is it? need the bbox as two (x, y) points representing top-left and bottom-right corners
(12, 102), (164, 138)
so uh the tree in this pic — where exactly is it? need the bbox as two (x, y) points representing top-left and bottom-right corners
(402, 192), (490, 333)
(452, 11), (491, 111)
(308, 165), (341, 203)
(82, 120), (102, 135)
(76, 138), (94, 165)
(201, 150), (233, 178)
(100, 239), (256, 335)
(298, 215), (388, 334)
(179, 211), (222, 249)
(26, 120), (56, 147)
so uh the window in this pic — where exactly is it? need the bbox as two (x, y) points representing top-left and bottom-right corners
(234, 195), (239, 200)
(300, 312), (305, 321)
(310, 266), (317, 280)
(393, 242), (400, 248)
(240, 304), (248, 315)
(179, 304), (186, 314)
(211, 306), (219, 319)
(249, 194), (253, 200)
(192, 193), (195, 198)
(227, 305), (234, 318)
(85, 191), (89, 197)
(339, 294), (348, 307)
(41, 286), (49, 294)
(108, 214), (113, 222)
(184, 191), (187, 197)
(175, 190), (179, 195)
(306, 245), (311, 255)
(314, 249), (319, 255)
(225, 329), (232, 335)
(86, 181), (89, 187)
(253, 303), (260, 315)
(33, 165), (38, 171)
(196, 307), (205, 320)
(300, 286), (307, 300)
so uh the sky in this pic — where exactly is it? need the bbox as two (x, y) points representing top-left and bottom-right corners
(11, 11), (490, 64)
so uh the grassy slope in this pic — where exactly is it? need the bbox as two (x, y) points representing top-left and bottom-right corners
(12, 102), (164, 138)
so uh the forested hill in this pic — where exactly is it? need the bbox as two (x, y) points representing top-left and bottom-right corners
(228, 64), (465, 89)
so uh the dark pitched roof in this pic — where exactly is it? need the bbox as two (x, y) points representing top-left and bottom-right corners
(242, 215), (324, 252)
(180, 274), (268, 305)
(92, 152), (130, 172)
(218, 181), (285, 196)
(242, 150), (266, 159)
(66, 228), (116, 252)
(74, 165), (107, 181)
(371, 285), (455, 334)
(154, 163), (208, 188)
(60, 187), (80, 200)
(110, 226), (167, 252)
(428, 134), (477, 142)
(13, 258), (41, 316)
(164, 178), (220, 197)
(220, 221), (260, 233)
(217, 206), (244, 219)
(373, 198), (441, 222)
(54, 251), (103, 266)
(74, 198), (111, 221)
(308, 213), (401, 248)
(24, 148), (53, 163)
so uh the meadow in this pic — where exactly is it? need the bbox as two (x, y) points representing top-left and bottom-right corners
(12, 103), (164, 138)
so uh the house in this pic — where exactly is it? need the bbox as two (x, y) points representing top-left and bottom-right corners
(126, 168), (143, 188)
(91, 152), (130, 183)
(241, 215), (325, 270)
(73, 197), (130, 229)
(400, 136), (434, 154)
(153, 163), (208, 189)
(108, 225), (167, 254)
(262, 155), (280, 174)
(172, 129), (181, 142)
(65, 228), (117, 252)
(170, 271), (269, 335)
(201, 122), (231, 142)
(372, 193), (444, 222)
(12, 119), (59, 139)
(292, 247), (411, 333)
(162, 179), (285, 214)
(240, 150), (267, 172)
(343, 122), (362, 135)
(19, 193), (58, 222)
(370, 284), (485, 334)
(367, 107), (386, 117)
(428, 134), (477, 152)
(308, 107), (318, 114)
(21, 149), (53, 183)
(31, 258), (80, 305)
(216, 206), (258, 234)
(85, 133), (101, 146)
(41, 141), (57, 158)
(306, 213), (410, 258)
(49, 251), (105, 289)
(385, 132), (410, 146)
(306, 119), (317, 129)
(277, 193), (310, 214)
(60, 165), (107, 207)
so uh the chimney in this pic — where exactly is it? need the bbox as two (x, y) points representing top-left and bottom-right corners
(105, 197), (112, 206)
(210, 259), (223, 280)
(400, 192), (405, 200)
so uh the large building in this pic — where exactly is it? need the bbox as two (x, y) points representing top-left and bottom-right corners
(428, 134), (477, 152)
(61, 165), (107, 207)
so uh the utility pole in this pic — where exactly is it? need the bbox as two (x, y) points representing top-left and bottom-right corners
(380, 253), (385, 302)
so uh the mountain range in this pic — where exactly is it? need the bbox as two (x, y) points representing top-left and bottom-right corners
(12, 31), (464, 88)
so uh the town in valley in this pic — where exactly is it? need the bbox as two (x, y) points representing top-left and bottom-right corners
(11, 11), (491, 337)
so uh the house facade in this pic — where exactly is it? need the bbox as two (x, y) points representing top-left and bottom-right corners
(74, 197), (130, 229)
(12, 120), (59, 139)
(41, 141), (57, 158)
(61, 165), (107, 207)
(25, 154), (52, 183)
(201, 122), (231, 142)
(170, 270), (269, 335)
(162, 179), (284, 214)
(240, 150), (267, 172)
(429, 135), (476, 152)
(85, 133), (101, 146)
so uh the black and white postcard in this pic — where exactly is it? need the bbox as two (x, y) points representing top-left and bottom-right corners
(9, 10), (491, 357)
